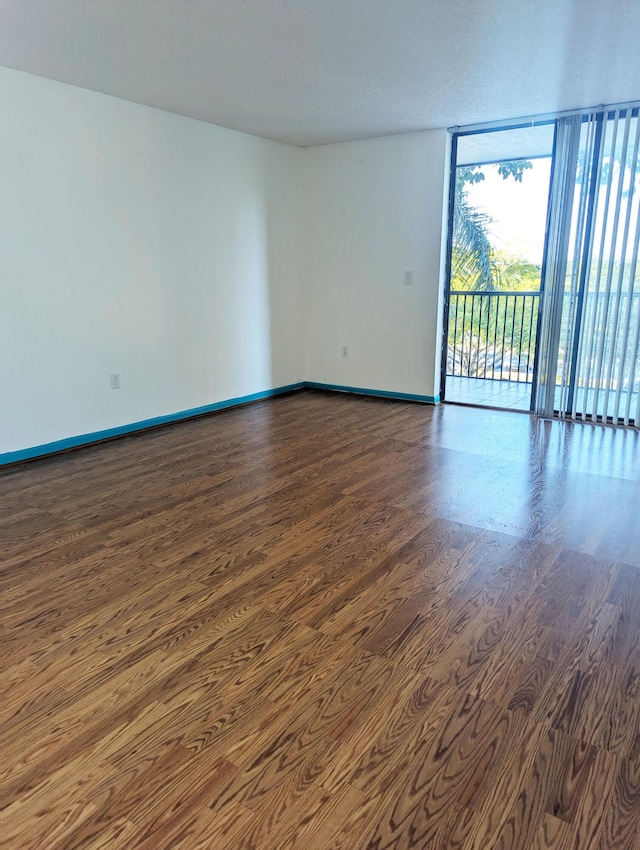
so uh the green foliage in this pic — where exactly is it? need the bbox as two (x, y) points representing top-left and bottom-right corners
(457, 166), (486, 185)
(493, 253), (542, 291)
(452, 159), (538, 292)
(452, 197), (496, 290)
(449, 158), (543, 375)
(497, 160), (533, 182)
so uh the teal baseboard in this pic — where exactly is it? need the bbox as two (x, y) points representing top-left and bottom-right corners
(0, 382), (305, 466)
(305, 381), (440, 404)
(1, 380), (439, 466)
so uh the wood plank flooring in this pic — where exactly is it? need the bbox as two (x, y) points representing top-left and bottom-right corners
(2, 390), (640, 849)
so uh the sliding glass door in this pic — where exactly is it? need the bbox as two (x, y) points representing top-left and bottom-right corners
(535, 107), (640, 426)
(442, 124), (554, 411)
(443, 102), (640, 428)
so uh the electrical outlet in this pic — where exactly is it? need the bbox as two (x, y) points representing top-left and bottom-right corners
(110, 373), (120, 390)
(342, 346), (349, 358)
(404, 270), (413, 286)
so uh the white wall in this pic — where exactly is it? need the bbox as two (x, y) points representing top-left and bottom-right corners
(1, 68), (452, 457)
(0, 67), (303, 454)
(301, 130), (450, 399)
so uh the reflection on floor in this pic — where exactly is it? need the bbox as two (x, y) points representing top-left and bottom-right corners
(445, 376), (532, 410)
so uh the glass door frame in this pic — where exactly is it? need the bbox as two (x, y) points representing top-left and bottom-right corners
(440, 119), (557, 411)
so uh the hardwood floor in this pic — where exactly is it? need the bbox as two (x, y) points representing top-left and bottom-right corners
(2, 389), (640, 849)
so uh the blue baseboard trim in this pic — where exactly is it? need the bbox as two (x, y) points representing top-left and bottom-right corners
(0, 382), (305, 466)
(1, 380), (439, 466)
(304, 381), (440, 404)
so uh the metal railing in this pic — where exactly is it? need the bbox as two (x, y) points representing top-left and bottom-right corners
(447, 290), (541, 382)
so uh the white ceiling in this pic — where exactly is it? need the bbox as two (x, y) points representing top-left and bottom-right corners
(1, 0), (639, 147)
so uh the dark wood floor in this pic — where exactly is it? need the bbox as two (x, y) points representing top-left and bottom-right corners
(2, 390), (640, 850)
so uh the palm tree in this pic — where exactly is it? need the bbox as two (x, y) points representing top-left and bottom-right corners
(451, 160), (533, 291)
(448, 160), (539, 380)
(452, 173), (495, 290)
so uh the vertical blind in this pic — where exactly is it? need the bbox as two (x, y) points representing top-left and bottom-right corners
(535, 107), (640, 426)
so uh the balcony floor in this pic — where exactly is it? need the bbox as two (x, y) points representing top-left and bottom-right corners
(446, 376), (639, 422)
(445, 376), (532, 410)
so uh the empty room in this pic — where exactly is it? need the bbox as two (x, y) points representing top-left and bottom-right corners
(2, 2), (640, 849)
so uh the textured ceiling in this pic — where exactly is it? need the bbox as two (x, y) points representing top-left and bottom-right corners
(0, 0), (639, 146)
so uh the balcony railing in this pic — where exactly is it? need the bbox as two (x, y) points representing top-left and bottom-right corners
(447, 290), (541, 383)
